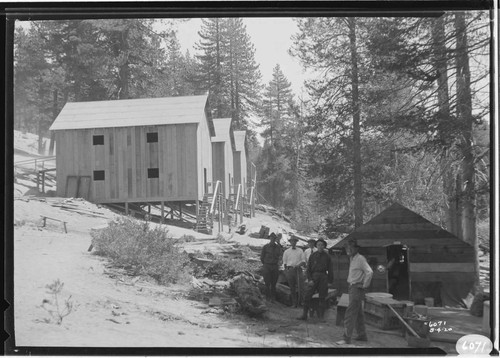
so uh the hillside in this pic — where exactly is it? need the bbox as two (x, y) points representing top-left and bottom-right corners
(9, 130), (488, 352)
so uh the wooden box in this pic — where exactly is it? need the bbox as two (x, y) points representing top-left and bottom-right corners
(336, 293), (349, 326)
(364, 296), (406, 330)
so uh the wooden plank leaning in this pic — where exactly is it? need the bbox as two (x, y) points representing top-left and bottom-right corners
(386, 303), (421, 338)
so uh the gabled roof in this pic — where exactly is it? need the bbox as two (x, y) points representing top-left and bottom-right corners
(49, 94), (209, 130)
(233, 131), (246, 152)
(211, 118), (232, 142)
(333, 202), (470, 248)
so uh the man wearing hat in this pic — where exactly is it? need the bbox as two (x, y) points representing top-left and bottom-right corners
(282, 236), (306, 307)
(337, 239), (373, 345)
(298, 237), (333, 321)
(304, 238), (317, 265)
(260, 232), (282, 301)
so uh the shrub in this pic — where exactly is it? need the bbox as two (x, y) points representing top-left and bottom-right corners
(90, 217), (190, 284)
(40, 279), (74, 324)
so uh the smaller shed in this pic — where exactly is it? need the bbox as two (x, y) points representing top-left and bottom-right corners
(232, 131), (248, 194)
(331, 203), (475, 308)
(211, 118), (234, 199)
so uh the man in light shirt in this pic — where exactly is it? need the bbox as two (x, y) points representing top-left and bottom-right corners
(337, 239), (373, 345)
(304, 238), (317, 264)
(282, 236), (306, 307)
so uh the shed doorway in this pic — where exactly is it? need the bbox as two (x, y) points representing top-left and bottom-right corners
(386, 244), (410, 300)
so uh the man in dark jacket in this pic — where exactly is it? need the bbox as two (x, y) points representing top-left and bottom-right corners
(298, 238), (333, 321)
(260, 232), (282, 301)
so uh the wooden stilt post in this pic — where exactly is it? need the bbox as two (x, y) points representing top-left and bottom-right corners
(179, 202), (182, 220)
(125, 202), (129, 216)
(148, 204), (151, 215)
(160, 201), (164, 224)
(42, 171), (46, 193)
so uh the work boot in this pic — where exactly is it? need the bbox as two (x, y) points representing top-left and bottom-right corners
(317, 301), (326, 322)
(297, 305), (309, 320)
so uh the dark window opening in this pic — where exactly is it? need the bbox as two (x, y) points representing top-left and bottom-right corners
(147, 132), (158, 143)
(93, 135), (104, 145)
(148, 168), (159, 178)
(93, 170), (105, 181)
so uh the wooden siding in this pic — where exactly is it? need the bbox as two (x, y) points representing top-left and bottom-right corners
(233, 131), (247, 193)
(211, 118), (234, 198)
(212, 142), (225, 194)
(233, 151), (242, 188)
(224, 140), (234, 197)
(55, 124), (199, 203)
(55, 130), (92, 197)
(197, 112), (212, 198)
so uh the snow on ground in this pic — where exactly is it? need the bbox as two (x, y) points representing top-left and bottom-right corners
(14, 130), (53, 159)
(12, 198), (291, 347)
(9, 129), (486, 351)
(11, 197), (417, 349)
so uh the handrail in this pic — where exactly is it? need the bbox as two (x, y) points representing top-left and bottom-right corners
(251, 162), (257, 185)
(250, 186), (254, 207)
(210, 180), (222, 214)
(14, 156), (56, 166)
(234, 184), (242, 211)
(234, 184), (242, 224)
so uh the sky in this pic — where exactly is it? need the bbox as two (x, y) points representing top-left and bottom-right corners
(174, 18), (310, 98)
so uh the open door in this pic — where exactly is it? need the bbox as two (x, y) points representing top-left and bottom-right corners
(386, 244), (410, 300)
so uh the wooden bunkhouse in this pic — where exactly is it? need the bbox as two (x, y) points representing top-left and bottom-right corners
(232, 130), (248, 194)
(49, 94), (214, 214)
(211, 118), (234, 199)
(331, 203), (475, 308)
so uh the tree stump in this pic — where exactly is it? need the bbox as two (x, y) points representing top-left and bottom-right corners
(232, 274), (268, 317)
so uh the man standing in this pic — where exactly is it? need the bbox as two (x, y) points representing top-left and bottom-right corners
(283, 236), (306, 307)
(337, 239), (373, 345)
(260, 232), (282, 301)
(304, 238), (317, 264)
(298, 238), (333, 321)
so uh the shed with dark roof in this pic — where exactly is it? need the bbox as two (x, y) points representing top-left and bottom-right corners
(331, 203), (475, 307)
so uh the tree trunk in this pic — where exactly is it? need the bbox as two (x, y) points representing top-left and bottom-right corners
(49, 89), (58, 155)
(348, 17), (363, 228)
(455, 12), (479, 287)
(118, 28), (130, 99)
(432, 16), (458, 235)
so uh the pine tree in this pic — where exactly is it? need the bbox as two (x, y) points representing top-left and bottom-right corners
(225, 18), (262, 129)
(194, 18), (262, 128)
(261, 64), (293, 147)
(291, 17), (370, 227)
(195, 18), (229, 117)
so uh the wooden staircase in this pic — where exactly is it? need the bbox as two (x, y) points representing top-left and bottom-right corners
(195, 193), (213, 234)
